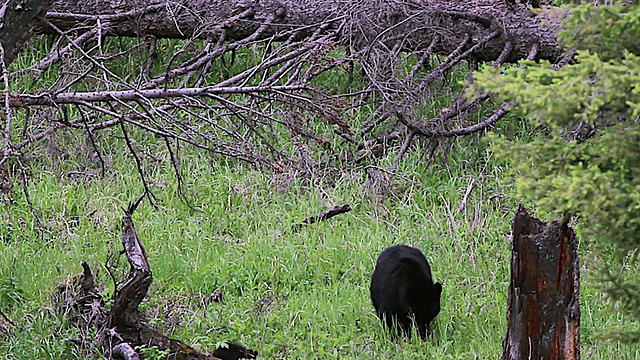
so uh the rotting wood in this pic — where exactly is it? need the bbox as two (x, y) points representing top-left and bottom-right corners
(56, 193), (258, 360)
(502, 204), (580, 360)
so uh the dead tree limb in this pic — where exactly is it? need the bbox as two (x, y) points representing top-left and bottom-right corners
(8, 85), (309, 106)
(0, 0), (579, 203)
(503, 205), (580, 360)
(56, 194), (258, 360)
(291, 204), (352, 232)
(105, 195), (214, 359)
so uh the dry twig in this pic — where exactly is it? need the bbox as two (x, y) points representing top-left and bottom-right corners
(291, 204), (352, 232)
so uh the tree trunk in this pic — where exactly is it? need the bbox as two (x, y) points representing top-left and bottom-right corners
(503, 205), (581, 360)
(42, 0), (566, 63)
(0, 0), (53, 66)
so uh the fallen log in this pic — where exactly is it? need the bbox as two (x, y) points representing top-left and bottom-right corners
(40, 0), (566, 63)
(291, 204), (352, 232)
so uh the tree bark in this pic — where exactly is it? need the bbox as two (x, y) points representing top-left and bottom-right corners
(503, 205), (580, 360)
(0, 0), (53, 66)
(41, 0), (566, 63)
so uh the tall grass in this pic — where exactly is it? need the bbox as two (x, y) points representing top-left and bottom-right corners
(0, 35), (638, 359)
(1, 135), (638, 359)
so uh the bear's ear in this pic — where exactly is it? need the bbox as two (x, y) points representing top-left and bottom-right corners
(433, 282), (443, 296)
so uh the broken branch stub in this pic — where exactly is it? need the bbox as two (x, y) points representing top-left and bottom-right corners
(291, 204), (351, 232)
(503, 205), (580, 360)
(56, 203), (226, 358)
(105, 206), (215, 359)
(107, 212), (151, 328)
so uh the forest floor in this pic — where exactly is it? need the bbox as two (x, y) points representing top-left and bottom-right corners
(1, 132), (639, 359)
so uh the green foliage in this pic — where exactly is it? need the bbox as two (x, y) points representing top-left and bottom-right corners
(0, 137), (638, 358)
(473, 1), (640, 341)
(562, 4), (640, 61)
(486, 126), (640, 253)
(472, 51), (640, 128)
(0, 276), (24, 310)
(135, 345), (171, 360)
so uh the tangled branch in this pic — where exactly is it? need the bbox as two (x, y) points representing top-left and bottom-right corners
(0, 0), (572, 202)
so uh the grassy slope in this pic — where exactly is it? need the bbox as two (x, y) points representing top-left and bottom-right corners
(0, 132), (639, 359)
(0, 31), (638, 359)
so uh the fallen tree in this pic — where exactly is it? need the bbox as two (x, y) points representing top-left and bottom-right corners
(41, 0), (566, 62)
(0, 0), (574, 205)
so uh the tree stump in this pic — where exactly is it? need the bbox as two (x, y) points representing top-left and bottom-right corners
(502, 205), (580, 360)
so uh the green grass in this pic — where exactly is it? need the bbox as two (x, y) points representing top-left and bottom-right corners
(1, 136), (639, 359)
(1, 33), (638, 359)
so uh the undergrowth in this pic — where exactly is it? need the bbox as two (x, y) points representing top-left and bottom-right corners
(0, 35), (638, 360)
(0, 132), (638, 359)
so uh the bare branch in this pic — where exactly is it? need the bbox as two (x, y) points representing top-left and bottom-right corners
(8, 85), (308, 107)
(291, 204), (352, 232)
(494, 40), (515, 67)
(406, 102), (511, 138)
(119, 121), (158, 209)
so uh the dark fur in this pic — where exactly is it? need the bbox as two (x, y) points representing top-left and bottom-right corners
(370, 244), (442, 339)
(213, 342), (257, 360)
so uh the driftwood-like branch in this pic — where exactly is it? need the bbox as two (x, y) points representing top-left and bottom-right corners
(7, 85), (308, 107)
(106, 195), (213, 359)
(291, 204), (352, 232)
(56, 196), (258, 360)
(407, 102), (512, 138)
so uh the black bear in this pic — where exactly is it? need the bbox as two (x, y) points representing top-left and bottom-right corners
(213, 342), (258, 360)
(370, 244), (442, 340)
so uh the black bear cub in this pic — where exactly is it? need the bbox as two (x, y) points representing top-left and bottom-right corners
(370, 244), (442, 340)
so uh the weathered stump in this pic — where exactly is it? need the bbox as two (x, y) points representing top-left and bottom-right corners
(502, 205), (580, 360)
